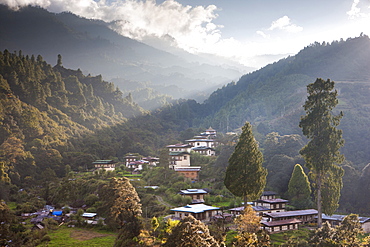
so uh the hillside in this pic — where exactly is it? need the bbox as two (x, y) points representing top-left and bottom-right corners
(0, 4), (243, 109)
(195, 35), (370, 168)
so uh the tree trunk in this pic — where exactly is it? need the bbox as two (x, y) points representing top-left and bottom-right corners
(317, 174), (322, 228)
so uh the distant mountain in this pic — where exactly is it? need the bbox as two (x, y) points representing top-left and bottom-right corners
(195, 35), (370, 168)
(0, 4), (245, 109)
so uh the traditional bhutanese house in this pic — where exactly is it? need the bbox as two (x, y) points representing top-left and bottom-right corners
(167, 143), (192, 153)
(171, 203), (220, 221)
(321, 214), (370, 233)
(179, 189), (208, 204)
(127, 160), (147, 171)
(142, 156), (159, 167)
(264, 209), (318, 224)
(203, 127), (217, 137)
(191, 146), (216, 156)
(186, 138), (216, 149)
(254, 198), (289, 213)
(261, 218), (302, 233)
(260, 191), (278, 200)
(124, 154), (140, 166)
(169, 151), (191, 168)
(93, 160), (116, 171)
(174, 167), (201, 181)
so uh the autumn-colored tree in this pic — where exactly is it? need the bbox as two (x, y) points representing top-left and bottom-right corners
(233, 205), (270, 247)
(163, 215), (219, 247)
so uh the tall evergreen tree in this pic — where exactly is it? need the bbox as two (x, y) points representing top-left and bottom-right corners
(299, 78), (344, 227)
(288, 164), (312, 209)
(224, 121), (267, 205)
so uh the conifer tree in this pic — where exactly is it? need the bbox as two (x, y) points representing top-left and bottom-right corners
(224, 121), (267, 205)
(299, 78), (344, 227)
(288, 164), (312, 209)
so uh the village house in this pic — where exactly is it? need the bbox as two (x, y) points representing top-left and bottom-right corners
(174, 166), (201, 181)
(171, 203), (220, 221)
(124, 154), (140, 166)
(321, 214), (370, 233)
(93, 160), (116, 171)
(264, 209), (318, 224)
(167, 144), (192, 169)
(179, 189), (208, 204)
(261, 218), (302, 233)
(191, 146), (216, 156)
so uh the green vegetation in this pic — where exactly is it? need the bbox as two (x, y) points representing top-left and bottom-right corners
(40, 227), (116, 247)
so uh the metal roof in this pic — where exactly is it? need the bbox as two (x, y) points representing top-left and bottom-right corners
(179, 189), (208, 195)
(265, 209), (318, 218)
(171, 204), (219, 214)
(261, 218), (302, 227)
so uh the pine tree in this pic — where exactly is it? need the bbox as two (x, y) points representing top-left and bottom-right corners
(224, 122), (267, 205)
(299, 78), (344, 227)
(288, 164), (312, 209)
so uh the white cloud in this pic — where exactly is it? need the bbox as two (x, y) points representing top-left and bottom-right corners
(347, 0), (370, 19)
(256, 30), (270, 39)
(268, 16), (303, 33)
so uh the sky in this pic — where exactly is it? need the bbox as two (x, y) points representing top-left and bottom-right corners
(2, 0), (370, 69)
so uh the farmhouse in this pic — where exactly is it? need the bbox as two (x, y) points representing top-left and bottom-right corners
(171, 203), (220, 221)
(264, 209), (318, 224)
(174, 167), (201, 181)
(321, 214), (370, 233)
(93, 160), (116, 171)
(179, 189), (208, 204)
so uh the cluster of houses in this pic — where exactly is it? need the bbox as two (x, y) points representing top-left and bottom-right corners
(169, 190), (370, 234)
(93, 127), (219, 181)
(21, 205), (102, 230)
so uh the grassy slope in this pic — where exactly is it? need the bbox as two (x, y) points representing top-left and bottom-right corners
(40, 226), (116, 247)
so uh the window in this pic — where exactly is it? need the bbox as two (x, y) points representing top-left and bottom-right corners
(184, 156), (187, 160)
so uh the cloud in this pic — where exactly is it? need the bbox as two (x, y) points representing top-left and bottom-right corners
(268, 16), (303, 33)
(0, 0), (223, 53)
(256, 30), (270, 39)
(347, 0), (370, 19)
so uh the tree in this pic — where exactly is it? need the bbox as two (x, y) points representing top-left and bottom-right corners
(224, 122), (267, 205)
(288, 164), (312, 209)
(98, 177), (142, 246)
(233, 205), (270, 247)
(299, 78), (344, 227)
(163, 215), (220, 247)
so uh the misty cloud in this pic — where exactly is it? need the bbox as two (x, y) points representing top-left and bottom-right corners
(0, 0), (224, 54)
(347, 0), (370, 19)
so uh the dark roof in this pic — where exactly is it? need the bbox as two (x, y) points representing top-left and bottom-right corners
(321, 214), (370, 224)
(261, 218), (302, 227)
(169, 151), (190, 156)
(191, 146), (215, 151)
(92, 160), (115, 164)
(262, 191), (278, 196)
(265, 209), (318, 218)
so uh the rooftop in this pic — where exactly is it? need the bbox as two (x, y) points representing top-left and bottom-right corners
(261, 218), (302, 227)
(171, 204), (219, 214)
(265, 209), (318, 218)
(179, 189), (208, 195)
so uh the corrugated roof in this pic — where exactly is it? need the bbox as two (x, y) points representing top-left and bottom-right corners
(265, 209), (318, 218)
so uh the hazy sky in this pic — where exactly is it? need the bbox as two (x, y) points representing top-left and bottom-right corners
(2, 0), (370, 68)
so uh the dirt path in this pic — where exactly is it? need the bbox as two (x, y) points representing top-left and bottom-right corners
(155, 195), (173, 208)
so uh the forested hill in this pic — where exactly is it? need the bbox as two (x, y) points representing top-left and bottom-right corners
(194, 35), (370, 168)
(0, 50), (144, 176)
(0, 4), (243, 107)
